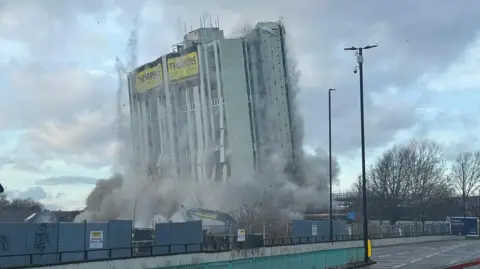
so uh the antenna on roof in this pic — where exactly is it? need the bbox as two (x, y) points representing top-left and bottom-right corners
(198, 17), (203, 42)
(212, 16), (216, 40)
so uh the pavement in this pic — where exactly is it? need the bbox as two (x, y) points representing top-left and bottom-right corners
(365, 240), (480, 269)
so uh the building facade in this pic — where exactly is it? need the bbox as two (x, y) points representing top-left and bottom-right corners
(127, 21), (298, 183)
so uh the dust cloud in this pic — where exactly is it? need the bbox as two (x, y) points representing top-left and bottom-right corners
(75, 20), (341, 227)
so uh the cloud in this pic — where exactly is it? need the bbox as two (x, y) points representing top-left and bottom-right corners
(37, 176), (98, 186)
(299, 88), (420, 155)
(2, 64), (116, 128)
(0, 1), (115, 61)
(0, 154), (14, 167)
(18, 111), (118, 167)
(10, 162), (51, 173)
(10, 186), (48, 201)
(0, 0), (479, 199)
(422, 35), (480, 92)
(3, 1), (479, 156)
(443, 135), (480, 161)
(0, 62), (122, 169)
(146, 0), (480, 154)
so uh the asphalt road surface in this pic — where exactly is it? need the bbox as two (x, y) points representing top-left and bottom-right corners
(366, 240), (480, 269)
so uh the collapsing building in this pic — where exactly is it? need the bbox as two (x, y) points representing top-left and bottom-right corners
(128, 21), (300, 183)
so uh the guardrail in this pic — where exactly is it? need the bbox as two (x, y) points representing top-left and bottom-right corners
(439, 259), (480, 269)
(0, 231), (453, 269)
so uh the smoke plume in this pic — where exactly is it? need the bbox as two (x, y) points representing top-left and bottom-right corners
(75, 21), (341, 227)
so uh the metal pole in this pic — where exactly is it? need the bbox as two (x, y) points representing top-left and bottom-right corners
(344, 44), (377, 263)
(328, 88), (336, 243)
(358, 48), (369, 263)
(464, 195), (467, 236)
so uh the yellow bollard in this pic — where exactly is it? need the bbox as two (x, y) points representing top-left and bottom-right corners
(367, 239), (372, 257)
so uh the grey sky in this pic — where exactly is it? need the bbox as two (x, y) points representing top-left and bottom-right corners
(0, 0), (479, 203)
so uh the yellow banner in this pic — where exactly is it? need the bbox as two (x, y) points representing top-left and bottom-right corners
(135, 63), (163, 93)
(167, 52), (199, 81)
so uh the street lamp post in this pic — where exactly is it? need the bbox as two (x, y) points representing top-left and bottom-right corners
(328, 88), (336, 243)
(344, 44), (378, 263)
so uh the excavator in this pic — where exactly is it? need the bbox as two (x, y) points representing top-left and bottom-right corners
(181, 205), (238, 250)
(180, 205), (237, 231)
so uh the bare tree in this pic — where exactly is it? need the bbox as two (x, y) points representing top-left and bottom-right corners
(233, 202), (263, 233)
(0, 194), (8, 210)
(450, 151), (480, 218)
(405, 140), (449, 225)
(232, 196), (290, 239)
(9, 198), (44, 211)
(365, 139), (451, 225)
(367, 144), (412, 224)
(467, 193), (480, 218)
(0, 194), (44, 222)
(349, 175), (379, 221)
(344, 176), (362, 220)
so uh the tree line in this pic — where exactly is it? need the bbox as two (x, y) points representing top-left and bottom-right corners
(350, 139), (480, 224)
(0, 193), (44, 222)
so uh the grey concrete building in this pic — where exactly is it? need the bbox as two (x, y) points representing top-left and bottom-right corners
(127, 21), (298, 183)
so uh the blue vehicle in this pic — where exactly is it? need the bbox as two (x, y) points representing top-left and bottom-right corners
(448, 216), (479, 237)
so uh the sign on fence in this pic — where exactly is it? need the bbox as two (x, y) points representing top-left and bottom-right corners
(312, 224), (318, 236)
(89, 231), (104, 249)
(237, 229), (246, 242)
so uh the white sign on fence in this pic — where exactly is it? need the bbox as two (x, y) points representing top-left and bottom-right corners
(312, 224), (318, 236)
(89, 230), (104, 249)
(237, 229), (246, 242)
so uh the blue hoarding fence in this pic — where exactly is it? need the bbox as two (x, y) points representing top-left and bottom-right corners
(0, 231), (453, 268)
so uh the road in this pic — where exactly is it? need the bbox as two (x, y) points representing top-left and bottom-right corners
(366, 240), (480, 269)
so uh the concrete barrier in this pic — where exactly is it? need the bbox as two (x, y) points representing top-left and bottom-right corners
(27, 235), (462, 269)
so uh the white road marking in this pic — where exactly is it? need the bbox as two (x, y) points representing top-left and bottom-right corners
(448, 259), (460, 265)
(467, 250), (480, 257)
(378, 254), (391, 258)
(368, 242), (477, 268)
(425, 252), (441, 258)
